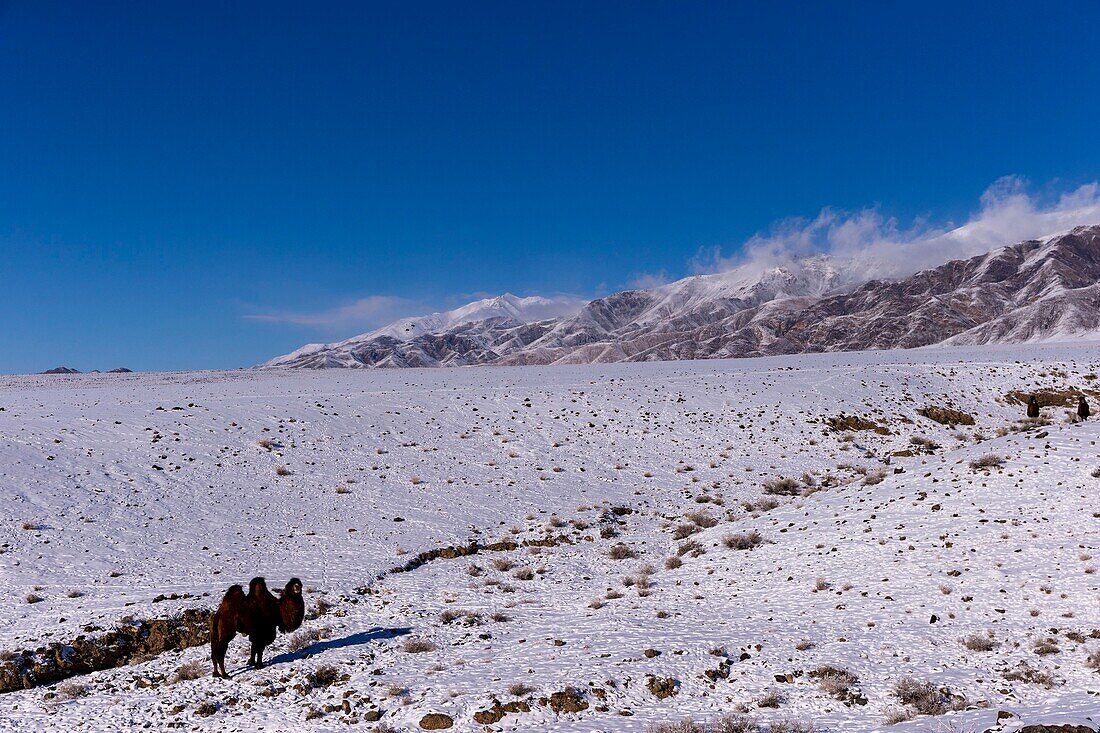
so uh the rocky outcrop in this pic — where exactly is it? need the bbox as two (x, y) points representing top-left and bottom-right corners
(418, 713), (454, 730)
(0, 608), (212, 693)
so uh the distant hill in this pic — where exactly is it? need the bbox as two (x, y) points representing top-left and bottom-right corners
(266, 225), (1100, 369)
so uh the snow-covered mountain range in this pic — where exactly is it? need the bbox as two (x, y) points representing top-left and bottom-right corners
(265, 224), (1100, 369)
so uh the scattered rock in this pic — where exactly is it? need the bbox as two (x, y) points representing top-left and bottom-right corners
(419, 712), (454, 730)
(917, 406), (975, 426)
(647, 676), (678, 700)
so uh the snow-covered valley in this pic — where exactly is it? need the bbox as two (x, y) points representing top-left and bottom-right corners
(1, 345), (1098, 732)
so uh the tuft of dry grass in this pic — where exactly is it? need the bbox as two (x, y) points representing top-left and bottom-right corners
(684, 510), (718, 528)
(646, 721), (704, 733)
(891, 677), (967, 715)
(401, 637), (437, 653)
(170, 660), (206, 683)
(513, 566), (534, 581)
(969, 454), (1004, 471)
(274, 466), (291, 476)
(762, 477), (800, 496)
(287, 625), (332, 652)
(959, 631), (997, 652)
(809, 665), (859, 700)
(742, 497), (780, 513)
(307, 664), (340, 688)
(608, 543), (637, 560)
(723, 530), (764, 550)
(55, 681), (89, 699)
(508, 682), (535, 696)
(756, 687), (783, 708)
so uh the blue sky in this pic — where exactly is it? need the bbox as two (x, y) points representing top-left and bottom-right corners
(2, 1), (1100, 373)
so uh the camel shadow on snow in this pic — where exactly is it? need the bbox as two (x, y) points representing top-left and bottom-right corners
(266, 626), (412, 667)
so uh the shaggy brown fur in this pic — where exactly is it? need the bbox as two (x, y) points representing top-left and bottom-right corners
(278, 578), (305, 633)
(210, 577), (305, 678)
(1027, 395), (1040, 418)
(1078, 396), (1090, 420)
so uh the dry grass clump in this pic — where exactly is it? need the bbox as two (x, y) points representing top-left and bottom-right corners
(508, 682), (535, 696)
(439, 609), (483, 625)
(959, 631), (998, 652)
(862, 470), (886, 486)
(287, 625), (332, 652)
(648, 714), (772, 733)
(762, 477), (800, 496)
(664, 556), (683, 570)
(1003, 660), (1054, 687)
(714, 715), (760, 733)
(909, 435), (940, 451)
(55, 681), (89, 699)
(809, 665), (859, 700)
(307, 664), (340, 688)
(168, 660), (207, 683)
(401, 637), (437, 653)
(672, 523), (700, 540)
(608, 543), (638, 560)
(274, 466), (291, 476)
(1033, 637), (1060, 655)
(676, 539), (705, 557)
(969, 454), (1004, 471)
(891, 677), (967, 715)
(25, 593), (44, 604)
(883, 707), (913, 724)
(756, 687), (783, 708)
(647, 721), (705, 733)
(742, 497), (780, 513)
(1084, 648), (1100, 670)
(765, 721), (814, 733)
(256, 438), (274, 450)
(723, 530), (765, 550)
(513, 566), (535, 581)
(684, 510), (718, 528)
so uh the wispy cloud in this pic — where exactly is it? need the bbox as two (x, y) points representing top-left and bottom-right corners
(691, 177), (1100, 280)
(245, 295), (424, 330)
(627, 271), (671, 290)
(248, 178), (1100, 338)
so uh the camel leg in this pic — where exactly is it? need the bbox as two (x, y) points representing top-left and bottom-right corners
(211, 637), (230, 678)
(211, 621), (235, 678)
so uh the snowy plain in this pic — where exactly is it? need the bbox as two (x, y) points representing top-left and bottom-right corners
(0, 344), (1098, 732)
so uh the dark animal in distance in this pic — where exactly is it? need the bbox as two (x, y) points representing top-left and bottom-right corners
(1079, 396), (1090, 421)
(1026, 395), (1040, 419)
(211, 577), (305, 678)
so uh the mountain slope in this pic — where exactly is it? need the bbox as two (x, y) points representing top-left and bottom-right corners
(265, 225), (1100, 369)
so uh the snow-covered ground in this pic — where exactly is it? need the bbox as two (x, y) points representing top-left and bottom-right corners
(1, 345), (1098, 732)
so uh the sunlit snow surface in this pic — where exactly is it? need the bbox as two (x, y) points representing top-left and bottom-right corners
(1, 345), (1097, 731)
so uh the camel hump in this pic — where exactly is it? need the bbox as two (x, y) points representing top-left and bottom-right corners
(222, 584), (245, 602)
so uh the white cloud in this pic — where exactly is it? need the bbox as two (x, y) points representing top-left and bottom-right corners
(692, 177), (1100, 281)
(245, 295), (423, 329)
(627, 271), (671, 290)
